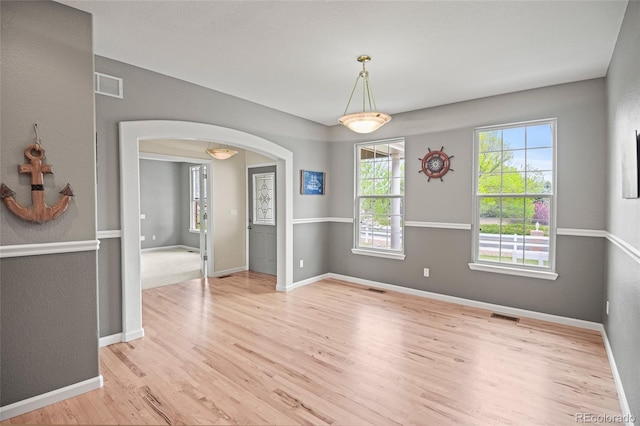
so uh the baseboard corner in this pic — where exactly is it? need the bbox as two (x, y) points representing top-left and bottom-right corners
(0, 375), (103, 421)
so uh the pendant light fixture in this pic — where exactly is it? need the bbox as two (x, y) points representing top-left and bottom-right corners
(205, 145), (237, 160)
(339, 55), (392, 134)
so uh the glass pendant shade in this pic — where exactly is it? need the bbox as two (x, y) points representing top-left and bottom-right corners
(206, 148), (238, 160)
(339, 111), (392, 134)
(339, 55), (392, 133)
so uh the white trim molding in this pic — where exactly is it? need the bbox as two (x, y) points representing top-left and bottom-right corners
(405, 221), (472, 230)
(606, 232), (640, 266)
(292, 217), (353, 224)
(99, 333), (123, 347)
(0, 375), (103, 421)
(210, 266), (247, 277)
(140, 245), (199, 253)
(97, 230), (122, 239)
(285, 273), (332, 291)
(557, 228), (607, 238)
(139, 151), (211, 164)
(600, 327), (635, 426)
(468, 262), (559, 281)
(119, 120), (294, 340)
(351, 248), (406, 260)
(0, 240), (100, 259)
(326, 273), (600, 330)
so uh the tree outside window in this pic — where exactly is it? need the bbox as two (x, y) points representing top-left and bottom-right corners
(474, 121), (555, 269)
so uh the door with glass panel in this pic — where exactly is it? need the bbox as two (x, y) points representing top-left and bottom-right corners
(247, 166), (276, 275)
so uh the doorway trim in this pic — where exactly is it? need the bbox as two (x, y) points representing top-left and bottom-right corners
(119, 120), (293, 342)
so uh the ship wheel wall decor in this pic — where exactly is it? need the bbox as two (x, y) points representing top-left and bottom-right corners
(419, 146), (454, 181)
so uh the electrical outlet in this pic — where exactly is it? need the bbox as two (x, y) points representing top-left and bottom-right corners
(152, 235), (156, 241)
(606, 301), (609, 315)
(423, 268), (429, 277)
(140, 235), (145, 241)
(140, 213), (146, 219)
(299, 259), (304, 268)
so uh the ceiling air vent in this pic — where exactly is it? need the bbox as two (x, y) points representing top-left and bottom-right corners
(94, 72), (123, 98)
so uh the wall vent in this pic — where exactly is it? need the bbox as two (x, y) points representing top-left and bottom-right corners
(95, 72), (123, 98)
(491, 313), (520, 323)
(367, 288), (386, 293)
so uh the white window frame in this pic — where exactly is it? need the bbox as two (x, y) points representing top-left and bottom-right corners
(352, 138), (406, 260)
(189, 165), (201, 232)
(470, 119), (558, 280)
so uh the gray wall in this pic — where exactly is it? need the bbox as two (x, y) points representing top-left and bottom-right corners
(327, 79), (608, 322)
(0, 1), (98, 406)
(95, 56), (332, 336)
(139, 159), (182, 249)
(604, 0), (640, 419)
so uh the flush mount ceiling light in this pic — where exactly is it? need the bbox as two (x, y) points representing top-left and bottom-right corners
(206, 145), (237, 160)
(339, 55), (392, 134)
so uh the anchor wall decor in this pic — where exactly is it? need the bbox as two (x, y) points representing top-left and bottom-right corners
(1, 125), (74, 223)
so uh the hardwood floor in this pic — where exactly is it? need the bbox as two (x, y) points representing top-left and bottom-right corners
(4, 272), (621, 425)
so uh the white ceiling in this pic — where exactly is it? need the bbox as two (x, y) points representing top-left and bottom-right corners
(58, 0), (628, 126)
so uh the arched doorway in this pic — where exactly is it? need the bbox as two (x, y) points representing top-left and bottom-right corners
(119, 120), (293, 341)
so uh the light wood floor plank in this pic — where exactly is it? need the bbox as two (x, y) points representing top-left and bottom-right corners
(3, 271), (621, 425)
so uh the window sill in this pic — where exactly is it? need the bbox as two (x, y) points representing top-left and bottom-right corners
(189, 229), (205, 234)
(351, 248), (406, 260)
(468, 262), (558, 281)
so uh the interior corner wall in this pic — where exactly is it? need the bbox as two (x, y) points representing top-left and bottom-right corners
(0, 1), (99, 407)
(328, 79), (608, 322)
(94, 56), (332, 336)
(139, 159), (182, 249)
(604, 0), (640, 419)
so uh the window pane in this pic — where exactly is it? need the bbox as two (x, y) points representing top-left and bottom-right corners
(524, 197), (550, 267)
(526, 124), (553, 148)
(360, 177), (375, 196)
(505, 149), (526, 172)
(358, 197), (403, 251)
(359, 145), (375, 160)
(503, 127), (525, 150)
(478, 173), (501, 194)
(500, 197), (526, 264)
(502, 172), (527, 194)
(526, 147), (553, 172)
(478, 197), (501, 263)
(479, 130), (502, 152)
(478, 151), (502, 174)
(360, 160), (374, 180)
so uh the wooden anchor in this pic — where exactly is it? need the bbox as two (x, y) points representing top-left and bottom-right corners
(1, 128), (74, 223)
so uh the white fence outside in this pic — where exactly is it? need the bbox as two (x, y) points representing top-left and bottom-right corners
(478, 233), (549, 265)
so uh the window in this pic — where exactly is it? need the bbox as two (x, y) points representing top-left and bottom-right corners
(472, 119), (556, 276)
(189, 165), (206, 231)
(353, 139), (405, 260)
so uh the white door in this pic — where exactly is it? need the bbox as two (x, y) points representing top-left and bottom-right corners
(248, 166), (277, 275)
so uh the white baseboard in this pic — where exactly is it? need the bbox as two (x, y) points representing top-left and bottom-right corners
(123, 328), (144, 342)
(141, 245), (200, 253)
(0, 375), (103, 421)
(99, 333), (123, 347)
(288, 273), (332, 291)
(210, 266), (247, 277)
(324, 273), (602, 331)
(600, 326), (635, 426)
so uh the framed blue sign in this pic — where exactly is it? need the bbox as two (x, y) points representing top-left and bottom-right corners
(300, 170), (326, 195)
